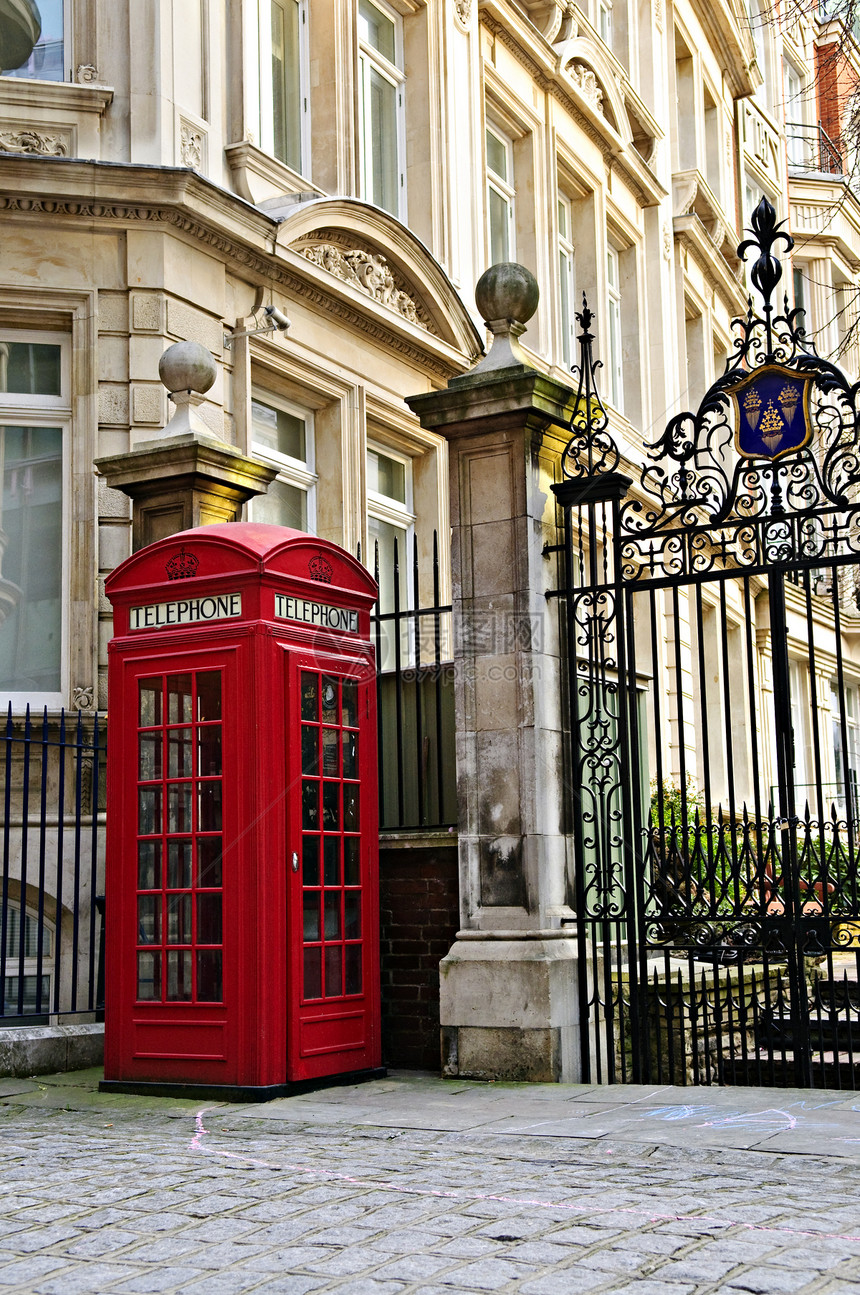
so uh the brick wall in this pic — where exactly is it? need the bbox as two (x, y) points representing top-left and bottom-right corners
(378, 835), (460, 1071)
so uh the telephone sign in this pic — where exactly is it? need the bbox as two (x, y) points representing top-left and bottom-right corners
(101, 523), (382, 1099)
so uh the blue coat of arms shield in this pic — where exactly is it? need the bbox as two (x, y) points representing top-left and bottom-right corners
(727, 364), (813, 460)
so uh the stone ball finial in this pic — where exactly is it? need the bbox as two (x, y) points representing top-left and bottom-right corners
(475, 263), (539, 327)
(158, 341), (217, 395)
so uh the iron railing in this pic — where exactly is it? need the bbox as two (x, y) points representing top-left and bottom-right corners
(371, 531), (457, 831)
(0, 706), (105, 1024)
(785, 121), (844, 176)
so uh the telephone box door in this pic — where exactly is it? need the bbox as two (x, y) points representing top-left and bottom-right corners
(288, 653), (380, 1080)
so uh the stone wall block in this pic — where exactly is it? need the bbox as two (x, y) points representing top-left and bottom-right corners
(131, 384), (164, 425)
(131, 291), (162, 332)
(98, 291), (129, 334)
(98, 477), (131, 520)
(98, 384), (129, 426)
(166, 298), (222, 354)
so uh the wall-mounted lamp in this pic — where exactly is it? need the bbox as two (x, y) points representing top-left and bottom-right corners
(224, 305), (291, 350)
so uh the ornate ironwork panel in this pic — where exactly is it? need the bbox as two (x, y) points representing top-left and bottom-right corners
(553, 200), (860, 1088)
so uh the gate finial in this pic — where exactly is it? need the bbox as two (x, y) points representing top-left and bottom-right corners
(560, 294), (621, 480)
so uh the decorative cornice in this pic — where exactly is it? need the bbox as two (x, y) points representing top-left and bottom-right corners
(484, 13), (665, 207)
(0, 129), (67, 156)
(673, 213), (746, 315)
(294, 235), (436, 333)
(0, 175), (473, 379)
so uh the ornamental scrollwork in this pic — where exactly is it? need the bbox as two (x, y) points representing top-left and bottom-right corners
(0, 130), (67, 157)
(613, 196), (860, 581)
(297, 242), (434, 333)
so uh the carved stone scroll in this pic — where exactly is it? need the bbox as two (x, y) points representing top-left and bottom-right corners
(296, 242), (434, 332)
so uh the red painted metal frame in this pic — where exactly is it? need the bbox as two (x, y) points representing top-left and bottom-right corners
(104, 523), (380, 1092)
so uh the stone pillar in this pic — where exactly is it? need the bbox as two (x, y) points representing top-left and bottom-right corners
(96, 341), (276, 550)
(407, 265), (582, 1082)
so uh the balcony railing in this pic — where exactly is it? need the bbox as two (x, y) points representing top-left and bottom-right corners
(785, 121), (844, 176)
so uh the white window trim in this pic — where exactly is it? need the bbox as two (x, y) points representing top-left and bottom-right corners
(246, 0), (310, 177)
(605, 244), (623, 412)
(357, 0), (406, 218)
(249, 388), (318, 532)
(558, 193), (576, 369)
(486, 123), (516, 264)
(1, 0), (71, 83)
(0, 330), (70, 712)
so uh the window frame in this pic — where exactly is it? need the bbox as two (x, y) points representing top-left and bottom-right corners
(2, 901), (54, 1018)
(247, 0), (310, 177)
(0, 329), (71, 711)
(0, 0), (70, 84)
(357, 0), (407, 218)
(605, 243), (624, 412)
(486, 122), (516, 266)
(248, 388), (318, 533)
(557, 193), (577, 370)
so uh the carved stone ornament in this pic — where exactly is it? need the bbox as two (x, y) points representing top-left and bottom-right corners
(454, 0), (472, 25)
(72, 686), (94, 711)
(166, 547), (200, 580)
(297, 242), (432, 331)
(75, 64), (100, 84)
(566, 62), (604, 110)
(309, 552), (333, 583)
(180, 123), (203, 169)
(653, 0), (664, 30)
(0, 130), (67, 157)
(663, 221), (673, 261)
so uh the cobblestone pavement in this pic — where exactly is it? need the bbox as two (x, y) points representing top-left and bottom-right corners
(1, 1070), (860, 1294)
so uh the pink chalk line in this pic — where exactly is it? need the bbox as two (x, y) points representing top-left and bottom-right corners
(190, 1107), (860, 1244)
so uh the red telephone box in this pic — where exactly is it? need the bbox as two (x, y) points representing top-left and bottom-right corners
(101, 523), (382, 1099)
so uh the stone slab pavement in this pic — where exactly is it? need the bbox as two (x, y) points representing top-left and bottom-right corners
(1, 1069), (860, 1294)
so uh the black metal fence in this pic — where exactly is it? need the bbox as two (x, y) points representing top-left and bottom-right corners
(371, 531), (457, 831)
(1, 706), (105, 1024)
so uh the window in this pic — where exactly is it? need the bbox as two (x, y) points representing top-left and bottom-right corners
(832, 680), (860, 816)
(598, 0), (613, 45)
(605, 245), (623, 411)
(558, 195), (576, 369)
(783, 59), (810, 169)
(136, 673), (225, 1004)
(486, 125), (515, 266)
(1, 0), (66, 82)
(367, 444), (413, 671)
(357, 0), (405, 217)
(0, 332), (69, 706)
(250, 0), (308, 173)
(248, 392), (316, 532)
(3, 904), (52, 1017)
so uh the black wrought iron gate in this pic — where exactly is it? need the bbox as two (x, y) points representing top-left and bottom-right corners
(554, 200), (860, 1088)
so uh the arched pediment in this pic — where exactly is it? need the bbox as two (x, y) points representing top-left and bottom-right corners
(274, 197), (482, 360)
(555, 38), (632, 148)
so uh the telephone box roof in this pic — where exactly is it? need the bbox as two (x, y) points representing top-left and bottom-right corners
(105, 522), (377, 600)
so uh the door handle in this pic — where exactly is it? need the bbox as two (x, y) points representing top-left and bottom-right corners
(291, 851), (299, 872)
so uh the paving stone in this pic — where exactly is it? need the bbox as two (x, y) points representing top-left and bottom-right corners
(182, 1275), (264, 1295)
(724, 1267), (825, 1293)
(372, 1254), (456, 1280)
(62, 1228), (141, 1257)
(112, 1267), (207, 1292)
(432, 1257), (530, 1289)
(32, 1264), (139, 1294)
(0, 1257), (74, 1285)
